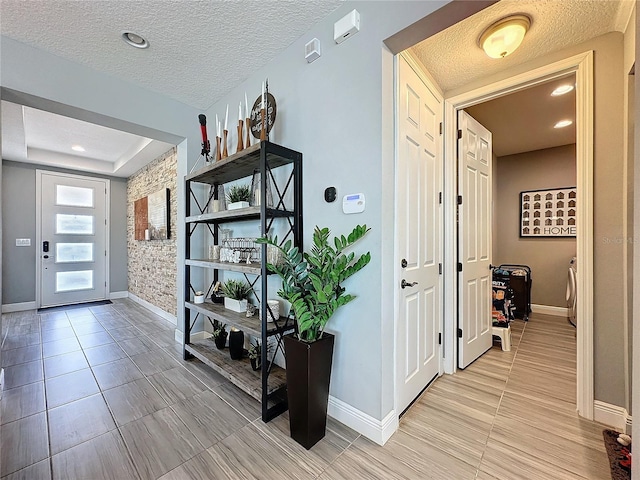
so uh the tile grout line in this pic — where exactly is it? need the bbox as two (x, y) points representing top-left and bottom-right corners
(474, 320), (528, 479)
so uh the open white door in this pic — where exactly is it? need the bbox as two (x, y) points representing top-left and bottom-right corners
(396, 54), (443, 413)
(457, 111), (492, 369)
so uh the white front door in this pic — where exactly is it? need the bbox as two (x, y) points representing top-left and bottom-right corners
(457, 111), (492, 368)
(396, 54), (443, 413)
(38, 171), (109, 308)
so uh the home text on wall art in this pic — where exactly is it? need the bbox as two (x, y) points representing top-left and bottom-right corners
(520, 187), (576, 237)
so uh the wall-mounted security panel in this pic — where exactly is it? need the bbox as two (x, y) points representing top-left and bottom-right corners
(305, 38), (321, 63)
(343, 193), (365, 214)
(334, 9), (360, 44)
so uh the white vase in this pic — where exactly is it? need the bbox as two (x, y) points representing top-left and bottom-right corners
(224, 298), (248, 313)
(228, 201), (249, 210)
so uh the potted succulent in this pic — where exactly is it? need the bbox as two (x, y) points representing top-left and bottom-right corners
(248, 339), (272, 371)
(226, 184), (252, 210)
(211, 320), (227, 350)
(257, 224), (371, 449)
(221, 279), (252, 313)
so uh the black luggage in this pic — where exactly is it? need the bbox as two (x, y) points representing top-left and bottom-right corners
(494, 264), (532, 321)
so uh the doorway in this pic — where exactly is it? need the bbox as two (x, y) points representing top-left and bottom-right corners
(36, 170), (110, 308)
(394, 51), (594, 418)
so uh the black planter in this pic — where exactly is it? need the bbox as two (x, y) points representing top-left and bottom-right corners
(250, 357), (260, 371)
(228, 330), (244, 360)
(283, 332), (335, 450)
(214, 332), (227, 350)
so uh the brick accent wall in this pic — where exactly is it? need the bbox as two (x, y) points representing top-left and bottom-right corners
(127, 148), (177, 316)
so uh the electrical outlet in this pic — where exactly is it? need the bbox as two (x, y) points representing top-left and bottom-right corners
(15, 238), (31, 247)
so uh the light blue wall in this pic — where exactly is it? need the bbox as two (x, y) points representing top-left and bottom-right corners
(1, 35), (201, 324)
(1, 161), (129, 303)
(1, 0), (452, 425)
(205, 1), (450, 420)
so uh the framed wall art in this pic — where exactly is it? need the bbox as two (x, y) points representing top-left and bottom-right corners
(134, 188), (170, 240)
(520, 187), (576, 238)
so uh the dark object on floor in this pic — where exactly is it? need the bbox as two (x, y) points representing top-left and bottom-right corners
(603, 429), (631, 480)
(37, 299), (112, 313)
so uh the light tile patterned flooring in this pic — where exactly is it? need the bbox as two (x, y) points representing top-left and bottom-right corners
(0, 301), (611, 479)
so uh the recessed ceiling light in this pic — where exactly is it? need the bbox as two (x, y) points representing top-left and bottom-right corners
(121, 31), (149, 49)
(478, 15), (531, 59)
(71, 145), (85, 152)
(554, 120), (573, 129)
(551, 84), (574, 96)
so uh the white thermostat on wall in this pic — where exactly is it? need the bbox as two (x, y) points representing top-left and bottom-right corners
(342, 193), (365, 214)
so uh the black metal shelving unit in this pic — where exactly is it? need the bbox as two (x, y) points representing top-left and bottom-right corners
(183, 140), (302, 422)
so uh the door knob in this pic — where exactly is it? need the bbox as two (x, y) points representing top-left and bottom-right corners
(401, 279), (418, 289)
(43, 255), (49, 259)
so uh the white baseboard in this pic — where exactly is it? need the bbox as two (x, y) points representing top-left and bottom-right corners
(531, 304), (569, 317)
(1, 301), (37, 313)
(594, 400), (630, 431)
(327, 396), (398, 446)
(109, 291), (129, 300)
(128, 292), (177, 326)
(174, 329), (210, 343)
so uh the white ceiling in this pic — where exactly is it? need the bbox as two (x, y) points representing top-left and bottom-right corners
(0, 1), (634, 175)
(0, 0), (344, 177)
(465, 75), (576, 157)
(410, 0), (633, 157)
(411, 0), (633, 94)
(1, 101), (175, 177)
(0, 0), (344, 111)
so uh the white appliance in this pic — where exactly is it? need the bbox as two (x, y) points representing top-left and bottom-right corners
(566, 256), (577, 327)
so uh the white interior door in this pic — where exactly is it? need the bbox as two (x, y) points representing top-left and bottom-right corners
(396, 54), (443, 413)
(457, 110), (492, 369)
(38, 171), (109, 308)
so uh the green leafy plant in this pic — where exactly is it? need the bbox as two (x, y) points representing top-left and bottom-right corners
(256, 225), (371, 342)
(226, 184), (252, 204)
(211, 320), (227, 339)
(220, 279), (252, 300)
(247, 340), (261, 360)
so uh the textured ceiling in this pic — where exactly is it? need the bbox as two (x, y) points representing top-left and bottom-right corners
(0, 0), (343, 176)
(0, 0), (344, 110)
(465, 75), (576, 157)
(411, 0), (633, 94)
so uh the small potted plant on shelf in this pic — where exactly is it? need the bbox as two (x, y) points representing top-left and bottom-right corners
(247, 340), (262, 371)
(247, 339), (272, 371)
(256, 224), (371, 450)
(221, 279), (252, 313)
(226, 184), (252, 210)
(211, 321), (228, 350)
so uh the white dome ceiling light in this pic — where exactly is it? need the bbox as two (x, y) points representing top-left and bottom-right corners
(479, 15), (531, 59)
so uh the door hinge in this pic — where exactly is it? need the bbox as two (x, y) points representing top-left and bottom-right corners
(457, 129), (462, 139)
(438, 263), (442, 275)
(439, 122), (443, 135)
(105, 250), (107, 256)
(105, 281), (107, 287)
(457, 195), (462, 205)
(457, 328), (463, 338)
(457, 262), (462, 272)
(438, 192), (442, 204)
(438, 333), (442, 345)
